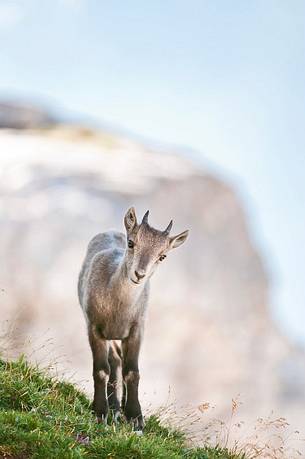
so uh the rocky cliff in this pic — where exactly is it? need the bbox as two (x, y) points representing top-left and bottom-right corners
(0, 125), (304, 434)
(0, 101), (56, 129)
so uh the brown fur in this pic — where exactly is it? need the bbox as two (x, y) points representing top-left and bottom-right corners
(78, 207), (188, 429)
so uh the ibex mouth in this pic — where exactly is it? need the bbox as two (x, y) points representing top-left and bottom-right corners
(131, 278), (140, 285)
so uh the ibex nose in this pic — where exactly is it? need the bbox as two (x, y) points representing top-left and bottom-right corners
(135, 270), (146, 281)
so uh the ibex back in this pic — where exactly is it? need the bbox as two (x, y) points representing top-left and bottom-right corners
(78, 207), (188, 430)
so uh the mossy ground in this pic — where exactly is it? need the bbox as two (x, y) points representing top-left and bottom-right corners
(0, 357), (246, 459)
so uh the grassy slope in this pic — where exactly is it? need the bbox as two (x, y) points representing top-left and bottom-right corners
(0, 358), (245, 459)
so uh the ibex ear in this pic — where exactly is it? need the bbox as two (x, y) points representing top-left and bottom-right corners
(124, 207), (137, 232)
(169, 230), (189, 249)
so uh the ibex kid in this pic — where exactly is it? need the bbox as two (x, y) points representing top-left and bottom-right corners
(78, 207), (189, 430)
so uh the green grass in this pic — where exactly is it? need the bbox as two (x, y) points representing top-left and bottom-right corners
(0, 357), (246, 459)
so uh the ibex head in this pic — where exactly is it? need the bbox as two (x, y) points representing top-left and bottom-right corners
(124, 207), (189, 285)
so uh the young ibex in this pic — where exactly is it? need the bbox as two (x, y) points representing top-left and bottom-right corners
(78, 207), (188, 430)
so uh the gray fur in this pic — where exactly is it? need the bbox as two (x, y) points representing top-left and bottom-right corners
(78, 207), (188, 429)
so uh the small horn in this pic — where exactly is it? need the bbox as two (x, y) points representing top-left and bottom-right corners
(142, 210), (149, 224)
(164, 220), (173, 235)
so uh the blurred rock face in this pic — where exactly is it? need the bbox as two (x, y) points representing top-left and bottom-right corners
(0, 102), (56, 129)
(0, 128), (304, 427)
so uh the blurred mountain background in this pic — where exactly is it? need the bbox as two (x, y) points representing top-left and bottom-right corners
(0, 0), (304, 443)
(0, 101), (304, 436)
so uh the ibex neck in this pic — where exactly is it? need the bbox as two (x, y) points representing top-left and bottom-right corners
(110, 253), (146, 302)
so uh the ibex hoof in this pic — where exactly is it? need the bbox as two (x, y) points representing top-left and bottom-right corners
(132, 416), (144, 432)
(113, 410), (121, 423)
(96, 413), (108, 425)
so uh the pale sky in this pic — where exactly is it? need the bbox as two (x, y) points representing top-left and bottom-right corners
(0, 0), (304, 344)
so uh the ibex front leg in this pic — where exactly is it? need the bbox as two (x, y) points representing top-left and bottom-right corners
(122, 326), (143, 430)
(88, 327), (110, 423)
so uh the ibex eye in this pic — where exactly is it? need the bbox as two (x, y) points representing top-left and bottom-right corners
(128, 240), (134, 249)
(159, 255), (166, 261)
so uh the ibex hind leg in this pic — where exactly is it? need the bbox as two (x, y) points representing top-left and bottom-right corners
(107, 341), (122, 422)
